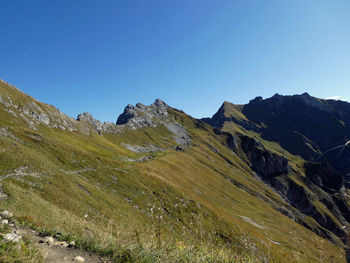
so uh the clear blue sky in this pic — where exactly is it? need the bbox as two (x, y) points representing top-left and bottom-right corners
(0, 1), (349, 122)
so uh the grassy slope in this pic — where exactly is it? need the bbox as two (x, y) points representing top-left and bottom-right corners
(0, 80), (345, 262)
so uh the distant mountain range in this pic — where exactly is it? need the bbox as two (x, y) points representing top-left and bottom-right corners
(1, 79), (349, 262)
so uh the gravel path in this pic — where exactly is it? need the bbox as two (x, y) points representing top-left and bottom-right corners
(14, 227), (109, 263)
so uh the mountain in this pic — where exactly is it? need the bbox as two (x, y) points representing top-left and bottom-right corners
(205, 93), (350, 174)
(204, 92), (350, 241)
(0, 79), (348, 262)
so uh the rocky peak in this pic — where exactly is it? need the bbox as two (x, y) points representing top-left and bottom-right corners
(77, 112), (96, 123)
(152, 98), (167, 107)
(296, 93), (331, 112)
(77, 112), (102, 126)
(77, 112), (103, 130)
(76, 112), (120, 134)
(116, 99), (169, 129)
(248, 96), (263, 104)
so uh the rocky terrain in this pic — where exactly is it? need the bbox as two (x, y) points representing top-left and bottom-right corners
(0, 79), (349, 262)
(204, 93), (350, 246)
(205, 93), (350, 174)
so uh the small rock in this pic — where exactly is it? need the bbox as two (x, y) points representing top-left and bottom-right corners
(0, 210), (12, 218)
(74, 256), (85, 262)
(4, 233), (22, 243)
(58, 241), (69, 247)
(44, 236), (55, 245)
(69, 240), (76, 247)
(1, 219), (9, 225)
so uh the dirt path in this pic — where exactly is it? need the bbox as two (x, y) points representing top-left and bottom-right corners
(14, 228), (109, 263)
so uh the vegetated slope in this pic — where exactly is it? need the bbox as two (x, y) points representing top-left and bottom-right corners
(0, 79), (346, 262)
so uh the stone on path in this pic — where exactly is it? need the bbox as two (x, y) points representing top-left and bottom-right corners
(44, 236), (55, 245)
(4, 233), (22, 243)
(74, 256), (85, 262)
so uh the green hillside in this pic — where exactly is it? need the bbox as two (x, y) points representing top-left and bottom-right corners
(0, 80), (346, 262)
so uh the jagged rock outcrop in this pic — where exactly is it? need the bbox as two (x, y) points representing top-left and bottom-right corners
(116, 99), (168, 129)
(213, 128), (238, 151)
(231, 134), (349, 244)
(77, 112), (103, 130)
(76, 112), (120, 133)
(115, 99), (191, 146)
(239, 135), (290, 179)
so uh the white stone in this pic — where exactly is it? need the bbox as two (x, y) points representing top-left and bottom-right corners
(69, 240), (76, 247)
(4, 233), (22, 243)
(58, 241), (69, 247)
(44, 236), (55, 245)
(0, 210), (11, 218)
(74, 256), (85, 262)
(1, 219), (9, 225)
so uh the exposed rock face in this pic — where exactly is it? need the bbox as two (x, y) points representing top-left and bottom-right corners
(4, 233), (22, 243)
(115, 100), (191, 146)
(243, 93), (350, 174)
(164, 122), (191, 146)
(0, 87), (78, 132)
(305, 162), (344, 193)
(239, 135), (290, 179)
(213, 128), (238, 151)
(121, 143), (165, 153)
(232, 135), (349, 244)
(77, 112), (103, 130)
(272, 175), (348, 243)
(116, 99), (168, 129)
(76, 112), (121, 134)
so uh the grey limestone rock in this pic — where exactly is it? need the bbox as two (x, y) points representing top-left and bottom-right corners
(116, 99), (169, 129)
(77, 112), (103, 130)
(165, 122), (191, 146)
(4, 233), (22, 243)
(121, 143), (165, 153)
(77, 112), (121, 133)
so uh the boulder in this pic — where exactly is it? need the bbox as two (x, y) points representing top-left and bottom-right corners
(116, 99), (169, 129)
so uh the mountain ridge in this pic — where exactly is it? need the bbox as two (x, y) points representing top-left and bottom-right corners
(0, 79), (349, 262)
